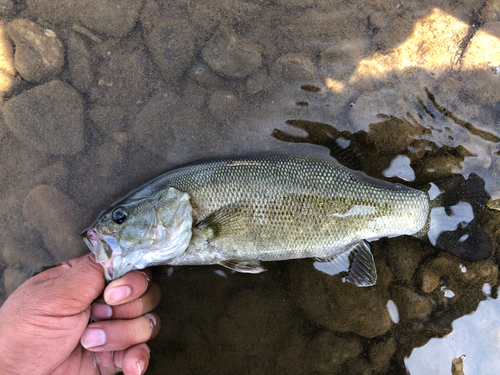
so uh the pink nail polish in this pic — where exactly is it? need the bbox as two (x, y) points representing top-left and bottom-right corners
(81, 328), (106, 349)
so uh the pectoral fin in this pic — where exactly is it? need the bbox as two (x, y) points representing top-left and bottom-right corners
(315, 240), (377, 287)
(219, 259), (266, 273)
(196, 204), (248, 240)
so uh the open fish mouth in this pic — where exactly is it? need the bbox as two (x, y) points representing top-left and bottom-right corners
(82, 228), (121, 281)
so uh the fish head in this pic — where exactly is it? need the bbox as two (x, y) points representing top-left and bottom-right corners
(82, 187), (194, 281)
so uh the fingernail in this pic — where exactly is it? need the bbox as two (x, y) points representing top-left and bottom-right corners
(91, 303), (112, 320)
(144, 313), (157, 333)
(137, 359), (145, 375)
(81, 328), (106, 349)
(105, 285), (131, 304)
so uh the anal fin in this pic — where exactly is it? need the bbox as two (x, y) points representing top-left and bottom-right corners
(314, 240), (377, 287)
(219, 259), (266, 274)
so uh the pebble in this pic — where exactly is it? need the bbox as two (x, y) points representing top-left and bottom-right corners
(144, 18), (195, 82)
(420, 268), (441, 293)
(132, 91), (208, 163)
(7, 19), (64, 83)
(270, 53), (317, 84)
(60, 30), (94, 94)
(216, 288), (293, 360)
(89, 105), (128, 135)
(2, 80), (84, 155)
(3, 266), (31, 297)
(22, 185), (88, 262)
(3, 240), (53, 269)
(27, 0), (140, 37)
(90, 37), (161, 108)
(202, 27), (262, 79)
(289, 260), (392, 338)
(461, 21), (500, 105)
(77, 0), (142, 37)
(368, 336), (396, 373)
(391, 285), (433, 322)
(208, 90), (242, 123)
(0, 20), (15, 76)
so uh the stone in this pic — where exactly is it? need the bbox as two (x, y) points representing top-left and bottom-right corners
(391, 285), (433, 322)
(27, 0), (79, 26)
(216, 288), (294, 356)
(461, 21), (500, 105)
(78, 0), (142, 37)
(420, 268), (440, 293)
(90, 36), (161, 108)
(7, 19), (64, 83)
(385, 237), (432, 284)
(23, 185), (88, 262)
(368, 336), (396, 372)
(289, 260), (392, 338)
(144, 18), (195, 82)
(207, 90), (242, 123)
(60, 30), (94, 94)
(27, 0), (141, 37)
(89, 105), (128, 135)
(246, 69), (270, 95)
(0, 20), (15, 76)
(202, 27), (262, 79)
(3, 240), (53, 269)
(271, 53), (317, 84)
(3, 266), (31, 297)
(3, 80), (84, 155)
(132, 91), (209, 163)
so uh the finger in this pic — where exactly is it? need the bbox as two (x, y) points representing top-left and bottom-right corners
(104, 270), (152, 306)
(34, 253), (94, 282)
(114, 343), (150, 375)
(93, 351), (119, 375)
(81, 313), (161, 352)
(92, 282), (161, 320)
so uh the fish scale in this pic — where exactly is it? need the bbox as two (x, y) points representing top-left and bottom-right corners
(84, 155), (493, 282)
(158, 156), (430, 264)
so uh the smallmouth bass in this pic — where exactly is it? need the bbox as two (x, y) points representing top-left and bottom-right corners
(82, 155), (492, 284)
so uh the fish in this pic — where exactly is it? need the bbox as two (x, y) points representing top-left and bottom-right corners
(82, 155), (493, 284)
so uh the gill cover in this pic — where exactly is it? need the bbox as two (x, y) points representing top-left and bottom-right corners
(83, 187), (194, 281)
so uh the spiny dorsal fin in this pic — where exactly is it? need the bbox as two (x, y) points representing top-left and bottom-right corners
(196, 204), (248, 240)
(219, 259), (266, 273)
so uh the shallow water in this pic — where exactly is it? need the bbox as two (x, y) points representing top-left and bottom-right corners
(1, 0), (500, 374)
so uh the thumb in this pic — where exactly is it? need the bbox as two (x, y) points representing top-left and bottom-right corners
(45, 254), (106, 312)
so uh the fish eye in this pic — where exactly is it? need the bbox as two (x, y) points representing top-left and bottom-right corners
(112, 207), (128, 224)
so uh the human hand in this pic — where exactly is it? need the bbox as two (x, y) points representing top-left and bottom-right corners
(0, 253), (161, 375)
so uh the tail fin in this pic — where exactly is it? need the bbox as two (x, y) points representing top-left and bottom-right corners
(424, 173), (493, 262)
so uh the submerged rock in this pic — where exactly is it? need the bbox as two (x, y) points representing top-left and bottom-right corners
(144, 18), (195, 82)
(289, 259), (392, 338)
(60, 30), (94, 94)
(23, 185), (88, 262)
(461, 21), (500, 105)
(3, 266), (31, 297)
(3, 80), (84, 155)
(277, 330), (363, 374)
(3, 240), (53, 269)
(78, 0), (142, 37)
(202, 27), (262, 79)
(7, 19), (64, 83)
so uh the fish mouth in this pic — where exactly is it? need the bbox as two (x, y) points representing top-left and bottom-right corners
(82, 228), (121, 281)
